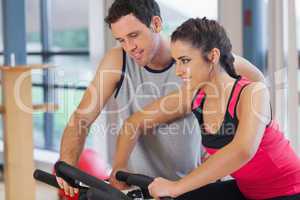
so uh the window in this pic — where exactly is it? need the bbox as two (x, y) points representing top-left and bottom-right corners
(24, 0), (91, 151)
(26, 0), (41, 52)
(29, 56), (45, 149)
(51, 0), (89, 51)
(157, 0), (218, 36)
(49, 55), (93, 151)
(29, 54), (93, 151)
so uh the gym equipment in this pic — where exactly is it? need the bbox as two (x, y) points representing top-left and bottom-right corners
(57, 149), (110, 200)
(33, 161), (173, 200)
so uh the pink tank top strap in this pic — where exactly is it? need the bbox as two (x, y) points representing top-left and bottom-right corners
(228, 77), (251, 118)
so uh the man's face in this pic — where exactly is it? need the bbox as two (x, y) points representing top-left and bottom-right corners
(111, 14), (160, 66)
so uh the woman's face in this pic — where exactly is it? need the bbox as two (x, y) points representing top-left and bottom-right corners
(171, 40), (212, 89)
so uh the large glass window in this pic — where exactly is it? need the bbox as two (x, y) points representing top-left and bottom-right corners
(49, 55), (93, 151)
(26, 0), (41, 52)
(26, 0), (89, 52)
(24, 0), (91, 151)
(29, 56), (45, 149)
(157, 0), (218, 35)
(51, 0), (89, 51)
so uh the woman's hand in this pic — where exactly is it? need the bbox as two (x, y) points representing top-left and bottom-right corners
(148, 177), (180, 199)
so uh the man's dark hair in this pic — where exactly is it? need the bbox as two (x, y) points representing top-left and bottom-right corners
(105, 0), (161, 28)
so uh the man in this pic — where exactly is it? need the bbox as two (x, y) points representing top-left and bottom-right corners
(57, 0), (265, 197)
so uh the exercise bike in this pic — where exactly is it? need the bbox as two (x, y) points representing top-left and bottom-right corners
(33, 161), (173, 200)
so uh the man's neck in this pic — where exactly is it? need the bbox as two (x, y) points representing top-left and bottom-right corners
(147, 37), (173, 70)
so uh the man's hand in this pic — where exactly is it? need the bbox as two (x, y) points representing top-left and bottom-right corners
(56, 176), (79, 197)
(109, 167), (131, 190)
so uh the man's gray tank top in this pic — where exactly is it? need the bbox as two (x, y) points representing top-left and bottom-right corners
(102, 51), (202, 180)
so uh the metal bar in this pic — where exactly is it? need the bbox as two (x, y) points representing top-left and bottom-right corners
(2, 0), (27, 65)
(33, 83), (87, 90)
(40, 0), (54, 150)
(242, 0), (267, 72)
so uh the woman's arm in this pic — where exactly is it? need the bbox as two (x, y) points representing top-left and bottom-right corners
(149, 82), (271, 198)
(110, 87), (194, 189)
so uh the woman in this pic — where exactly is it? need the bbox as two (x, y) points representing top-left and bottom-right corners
(145, 18), (300, 200)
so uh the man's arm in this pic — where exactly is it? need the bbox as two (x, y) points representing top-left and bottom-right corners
(233, 54), (265, 82)
(58, 47), (123, 196)
(60, 47), (123, 164)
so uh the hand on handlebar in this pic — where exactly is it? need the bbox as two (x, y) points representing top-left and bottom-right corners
(56, 176), (79, 197)
(110, 168), (131, 190)
(148, 177), (179, 200)
(35, 162), (130, 200)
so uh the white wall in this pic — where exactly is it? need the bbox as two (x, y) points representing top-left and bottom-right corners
(88, 0), (118, 164)
(88, 0), (116, 62)
(285, 0), (299, 154)
(218, 0), (243, 56)
(267, 0), (299, 154)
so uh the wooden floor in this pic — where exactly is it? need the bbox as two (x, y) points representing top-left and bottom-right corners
(0, 182), (59, 200)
